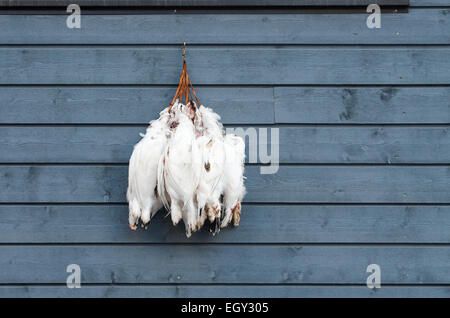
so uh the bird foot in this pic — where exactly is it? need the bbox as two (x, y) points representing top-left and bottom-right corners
(232, 202), (241, 227)
(129, 224), (137, 231)
(206, 204), (220, 221)
(171, 214), (182, 226)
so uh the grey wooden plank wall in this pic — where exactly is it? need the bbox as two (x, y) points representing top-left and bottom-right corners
(0, 3), (449, 298)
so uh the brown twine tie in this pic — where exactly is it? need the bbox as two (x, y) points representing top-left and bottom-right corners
(168, 43), (200, 112)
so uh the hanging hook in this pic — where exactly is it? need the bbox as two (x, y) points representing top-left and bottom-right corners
(169, 41), (200, 111)
(182, 42), (186, 61)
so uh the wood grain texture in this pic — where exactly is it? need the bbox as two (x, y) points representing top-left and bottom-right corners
(0, 9), (449, 298)
(410, 0), (450, 6)
(0, 205), (448, 243)
(1, 47), (449, 84)
(1, 245), (449, 284)
(1, 285), (449, 298)
(2, 87), (449, 124)
(0, 87), (274, 124)
(274, 87), (450, 124)
(0, 166), (448, 203)
(1, 126), (448, 163)
(1, 9), (447, 44)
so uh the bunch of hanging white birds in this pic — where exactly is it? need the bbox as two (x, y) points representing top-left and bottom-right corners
(127, 48), (246, 237)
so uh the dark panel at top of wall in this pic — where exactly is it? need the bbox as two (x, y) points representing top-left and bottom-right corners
(0, 0), (410, 7)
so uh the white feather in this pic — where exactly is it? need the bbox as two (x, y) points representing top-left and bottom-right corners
(196, 105), (226, 231)
(160, 103), (202, 237)
(126, 107), (169, 229)
(221, 133), (246, 228)
(127, 99), (246, 237)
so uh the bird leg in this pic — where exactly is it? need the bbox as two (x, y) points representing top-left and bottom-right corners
(220, 208), (232, 228)
(197, 206), (207, 230)
(184, 199), (198, 235)
(170, 201), (183, 226)
(206, 204), (215, 223)
(232, 202), (241, 227)
(209, 216), (221, 236)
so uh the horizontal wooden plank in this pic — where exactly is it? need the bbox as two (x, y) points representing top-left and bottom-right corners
(2, 285), (449, 298)
(275, 87), (450, 124)
(0, 205), (448, 243)
(0, 166), (448, 203)
(1, 47), (449, 84)
(1, 87), (448, 124)
(3, 9), (448, 45)
(0, 87), (274, 124)
(278, 126), (450, 163)
(1, 126), (448, 164)
(0, 245), (448, 284)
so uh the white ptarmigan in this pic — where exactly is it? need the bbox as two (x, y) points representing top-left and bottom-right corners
(221, 133), (246, 228)
(127, 107), (170, 230)
(196, 105), (226, 233)
(127, 100), (245, 237)
(158, 101), (202, 237)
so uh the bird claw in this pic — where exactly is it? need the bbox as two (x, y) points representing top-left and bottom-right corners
(129, 224), (137, 231)
(233, 214), (240, 227)
(232, 202), (241, 227)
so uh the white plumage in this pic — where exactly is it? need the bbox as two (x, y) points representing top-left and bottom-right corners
(196, 105), (226, 234)
(127, 107), (170, 230)
(221, 133), (246, 228)
(127, 101), (245, 237)
(159, 102), (202, 237)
